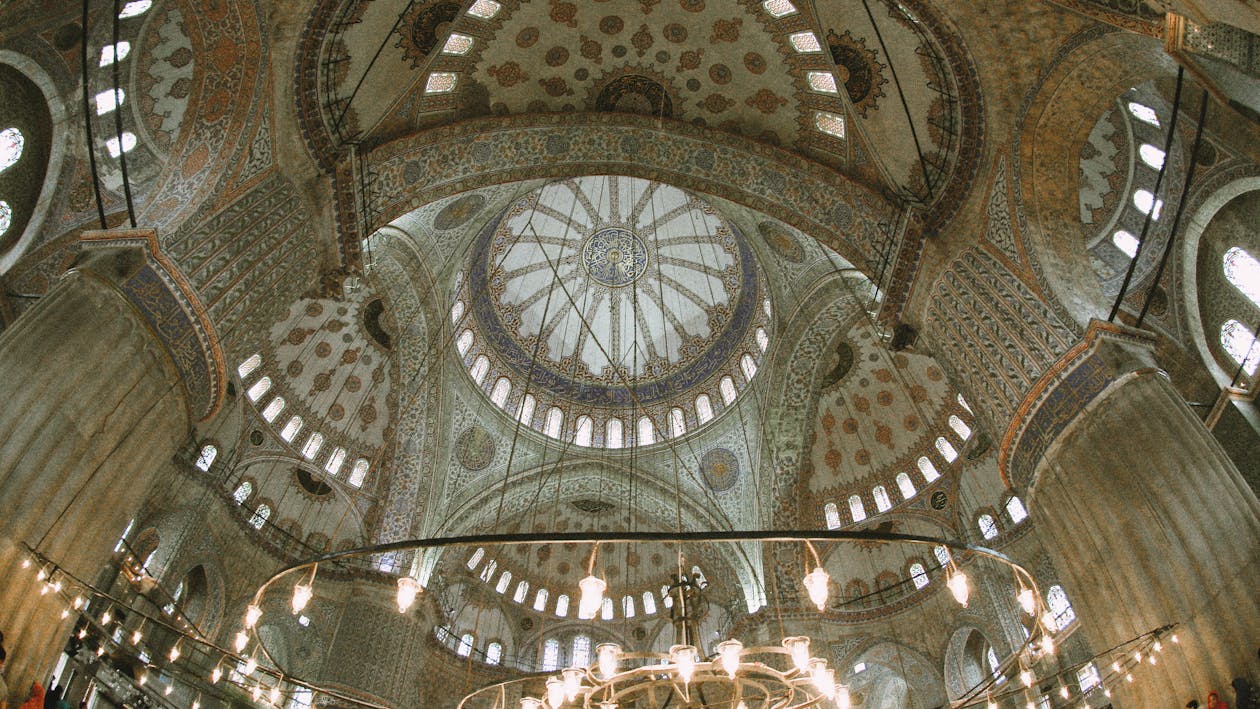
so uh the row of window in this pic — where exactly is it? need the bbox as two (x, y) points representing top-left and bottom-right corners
(1220, 247), (1260, 376)
(822, 401), (973, 529)
(90, 5), (153, 159)
(238, 354), (371, 487)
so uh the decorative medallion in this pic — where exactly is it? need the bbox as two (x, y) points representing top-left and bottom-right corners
(820, 342), (855, 388)
(592, 72), (676, 118)
(455, 426), (496, 471)
(582, 228), (649, 286)
(825, 29), (887, 118)
(929, 490), (948, 510)
(701, 448), (740, 491)
(757, 221), (805, 263)
(434, 193), (486, 231)
(396, 2), (462, 68)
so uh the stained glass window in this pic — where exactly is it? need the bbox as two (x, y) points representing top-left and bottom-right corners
(94, 88), (126, 115)
(740, 353), (758, 381)
(849, 495), (866, 523)
(978, 514), (999, 540)
(1221, 319), (1260, 375)
(909, 563), (929, 589)
(0, 128), (23, 173)
(789, 31), (821, 52)
(918, 456), (940, 482)
(248, 504), (271, 530)
(479, 560), (497, 582)
(442, 34), (474, 55)
(541, 639), (560, 670)
(237, 354), (262, 379)
(1224, 247), (1260, 308)
(425, 72), (458, 94)
(232, 481), (252, 504)
(280, 416), (303, 442)
(933, 545), (950, 568)
(486, 642), (502, 665)
(824, 502), (841, 530)
(807, 72), (838, 94)
(513, 580), (529, 603)
(1006, 496), (1028, 524)
(0, 201), (9, 237)
(194, 444), (217, 472)
(622, 595), (635, 618)
(301, 432), (324, 460)
(457, 634), (474, 657)
(756, 327), (770, 352)
(246, 376), (271, 402)
(325, 447), (346, 476)
(467, 0), (501, 19)
(948, 415), (972, 440)
(815, 112), (846, 139)
(873, 485), (892, 512)
(936, 437), (958, 462)
(763, 0), (797, 17)
(348, 459), (369, 488)
(1047, 585), (1076, 630)
(601, 597), (614, 620)
(572, 635), (592, 666)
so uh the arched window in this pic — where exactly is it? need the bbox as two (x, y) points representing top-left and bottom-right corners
(1047, 585), (1077, 630)
(669, 408), (686, 438)
(513, 580), (529, 603)
(977, 514), (999, 540)
(246, 376), (272, 402)
(232, 481), (252, 505)
(467, 547), (485, 570)
(248, 504), (271, 530)
(479, 560), (497, 582)
(544, 407), (564, 438)
(0, 201), (10, 237)
(541, 639), (560, 671)
(1221, 319), (1260, 375)
(948, 415), (972, 441)
(490, 377), (511, 407)
(469, 355), (490, 384)
(1224, 247), (1260, 308)
(0, 127), (23, 173)
(637, 416), (655, 446)
(605, 418), (623, 449)
(105, 132), (136, 157)
(1139, 144), (1165, 169)
(486, 642), (503, 666)
(642, 591), (657, 615)
(873, 485), (892, 512)
(99, 42), (131, 66)
(662, 584), (674, 609)
(554, 594), (569, 617)
(348, 459), (369, 488)
(957, 393), (972, 412)
(451, 300), (465, 324)
(600, 596), (614, 620)
(824, 502), (841, 530)
(1006, 496), (1029, 524)
(1127, 101), (1160, 126)
(720, 376), (738, 404)
(118, 0), (152, 17)
(933, 545), (950, 569)
(849, 495), (866, 523)
(261, 396), (285, 422)
(756, 327), (769, 351)
(909, 563), (929, 589)
(194, 444), (217, 472)
(1113, 230), (1140, 259)
(237, 353), (262, 379)
(495, 571), (512, 594)
(918, 456), (940, 482)
(517, 394), (536, 426)
(325, 447), (347, 476)
(763, 0), (797, 17)
(280, 416), (303, 442)
(572, 635), (592, 666)
(533, 588), (549, 612)
(695, 394), (714, 423)
(301, 432), (324, 460)
(622, 595), (635, 618)
(573, 416), (593, 447)
(936, 437), (958, 462)
(1133, 189), (1163, 219)
(94, 88), (125, 115)
(740, 353), (758, 381)
(456, 329), (474, 356)
(896, 473), (916, 500)
(457, 633), (474, 657)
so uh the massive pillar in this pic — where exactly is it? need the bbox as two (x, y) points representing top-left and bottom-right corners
(923, 249), (1260, 706)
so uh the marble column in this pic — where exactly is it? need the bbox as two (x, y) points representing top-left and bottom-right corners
(0, 244), (190, 690)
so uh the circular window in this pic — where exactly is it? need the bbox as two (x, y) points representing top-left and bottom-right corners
(0, 63), (52, 259)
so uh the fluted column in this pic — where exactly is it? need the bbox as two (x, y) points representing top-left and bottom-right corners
(0, 246), (189, 689)
(1031, 368), (1260, 705)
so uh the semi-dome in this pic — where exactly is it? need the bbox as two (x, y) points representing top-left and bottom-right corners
(452, 175), (771, 447)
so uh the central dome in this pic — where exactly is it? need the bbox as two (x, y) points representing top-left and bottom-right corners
(454, 176), (770, 447)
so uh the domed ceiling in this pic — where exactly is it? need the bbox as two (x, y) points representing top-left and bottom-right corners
(453, 175), (770, 447)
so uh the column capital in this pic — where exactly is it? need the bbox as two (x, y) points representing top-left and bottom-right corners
(76, 229), (225, 421)
(1000, 319), (1158, 489)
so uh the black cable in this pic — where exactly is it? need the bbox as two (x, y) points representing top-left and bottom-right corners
(80, 0), (107, 229)
(1109, 66), (1185, 322)
(110, 0), (137, 227)
(1136, 90), (1209, 329)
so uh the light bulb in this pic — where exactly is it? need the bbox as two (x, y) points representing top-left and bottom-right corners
(947, 570), (970, 608)
(95, 647), (104, 657)
(1153, 640), (1162, 652)
(1105, 688), (1112, 698)
(562, 667), (584, 700)
(72, 596), (84, 609)
(37, 568), (47, 581)
(737, 703), (749, 709)
(1112, 661), (1120, 673)
(193, 701), (200, 709)
(397, 576), (422, 613)
(803, 567), (830, 611)
(1017, 588), (1035, 615)
(596, 643), (620, 679)
(597, 702), (618, 709)
(1040, 634), (1055, 655)
(835, 684), (851, 709)
(77, 629), (87, 640)
(211, 667), (222, 684)
(164, 686), (173, 696)
(138, 673), (147, 686)
(60, 609), (69, 619)
(808, 660), (834, 698)
(244, 656), (258, 675)
(1026, 702), (1035, 709)
(270, 686), (281, 704)
(1133, 651), (1141, 662)
(235, 631), (249, 653)
(41, 583), (52, 596)
(1042, 612), (1058, 634)
(717, 639), (743, 679)
(101, 609), (112, 625)
(987, 699), (997, 709)
(292, 583), (313, 614)
(52, 580), (62, 593)
(1149, 654), (1157, 665)
(252, 686), (262, 701)
(168, 644), (181, 662)
(245, 604), (263, 628)
(520, 699), (544, 709)
(546, 677), (566, 708)
(21, 558), (30, 569)
(1172, 634), (1180, 644)
(578, 575), (605, 619)
(1125, 673), (1134, 683)
(670, 645), (697, 685)
(1020, 668), (1033, 687)
(782, 636), (811, 673)
(1060, 684), (1070, 698)
(131, 630), (142, 645)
